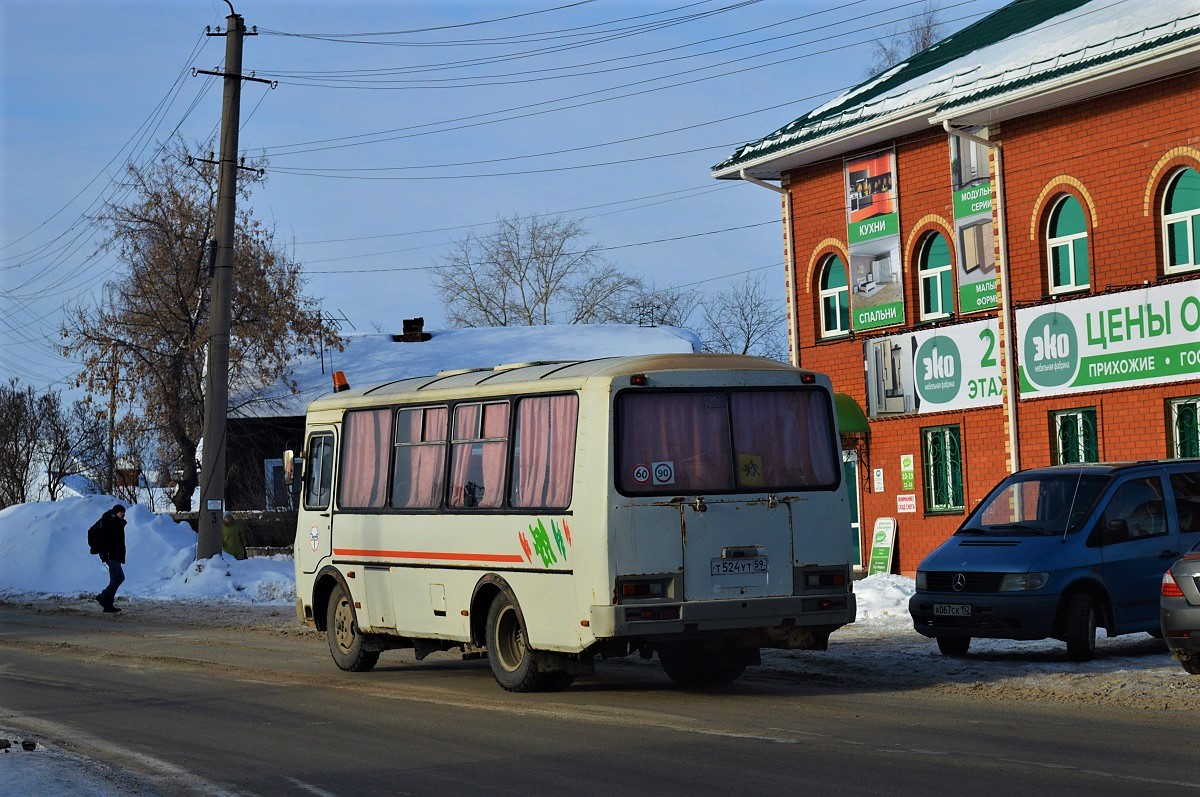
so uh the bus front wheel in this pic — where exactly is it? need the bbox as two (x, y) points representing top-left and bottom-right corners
(327, 583), (380, 672)
(485, 591), (572, 692)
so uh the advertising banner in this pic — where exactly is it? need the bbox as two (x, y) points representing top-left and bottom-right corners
(1017, 281), (1200, 398)
(863, 318), (1003, 417)
(949, 130), (998, 314)
(846, 149), (904, 332)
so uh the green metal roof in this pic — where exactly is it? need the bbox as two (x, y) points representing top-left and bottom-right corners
(713, 0), (1200, 176)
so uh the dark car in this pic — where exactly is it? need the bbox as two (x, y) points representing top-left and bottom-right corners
(1161, 538), (1200, 675)
(910, 460), (1200, 661)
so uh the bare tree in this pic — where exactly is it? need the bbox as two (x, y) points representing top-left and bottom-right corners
(434, 212), (653, 327)
(0, 379), (42, 508)
(700, 275), (789, 362)
(867, 0), (945, 77)
(38, 390), (106, 501)
(62, 137), (342, 512)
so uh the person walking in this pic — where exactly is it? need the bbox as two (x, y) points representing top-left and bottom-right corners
(90, 503), (127, 613)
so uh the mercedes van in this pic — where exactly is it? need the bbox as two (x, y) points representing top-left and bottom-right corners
(909, 460), (1200, 661)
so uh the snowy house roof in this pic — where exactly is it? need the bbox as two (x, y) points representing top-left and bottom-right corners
(712, 0), (1200, 180)
(230, 324), (701, 419)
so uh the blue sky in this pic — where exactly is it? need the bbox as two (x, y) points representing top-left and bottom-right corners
(1, 0), (1006, 392)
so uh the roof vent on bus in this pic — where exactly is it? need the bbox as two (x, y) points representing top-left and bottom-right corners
(332, 370), (350, 392)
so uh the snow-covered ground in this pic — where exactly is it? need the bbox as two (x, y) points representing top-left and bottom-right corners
(1, 496), (1195, 794)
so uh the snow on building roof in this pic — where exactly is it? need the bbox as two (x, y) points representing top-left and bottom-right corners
(712, 0), (1200, 179)
(230, 324), (702, 419)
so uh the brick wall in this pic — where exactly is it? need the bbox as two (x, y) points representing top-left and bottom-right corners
(783, 71), (1200, 574)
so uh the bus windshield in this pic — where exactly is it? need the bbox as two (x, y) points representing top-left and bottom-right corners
(615, 388), (839, 494)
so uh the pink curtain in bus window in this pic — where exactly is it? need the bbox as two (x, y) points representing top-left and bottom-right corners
(619, 393), (731, 491)
(342, 408), (391, 508)
(449, 404), (480, 507)
(514, 395), (578, 508)
(478, 403), (509, 508)
(730, 391), (837, 488)
(394, 408), (446, 508)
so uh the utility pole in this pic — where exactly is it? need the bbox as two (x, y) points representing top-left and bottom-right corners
(195, 4), (271, 559)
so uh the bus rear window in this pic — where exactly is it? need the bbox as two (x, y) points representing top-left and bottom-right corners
(616, 389), (838, 494)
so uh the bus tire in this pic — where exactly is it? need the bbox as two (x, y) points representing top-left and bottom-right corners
(327, 583), (380, 672)
(485, 591), (571, 692)
(658, 642), (747, 687)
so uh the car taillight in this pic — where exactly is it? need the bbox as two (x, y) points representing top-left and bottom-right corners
(1162, 570), (1185, 598)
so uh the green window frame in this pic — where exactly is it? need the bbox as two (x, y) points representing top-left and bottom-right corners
(1170, 397), (1200, 459)
(819, 255), (850, 338)
(922, 424), (963, 513)
(1164, 167), (1200, 275)
(918, 233), (954, 321)
(1047, 195), (1089, 295)
(1051, 408), (1099, 464)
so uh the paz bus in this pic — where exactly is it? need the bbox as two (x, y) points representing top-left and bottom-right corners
(285, 353), (856, 691)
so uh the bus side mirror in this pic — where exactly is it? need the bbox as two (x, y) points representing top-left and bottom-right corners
(283, 449), (303, 494)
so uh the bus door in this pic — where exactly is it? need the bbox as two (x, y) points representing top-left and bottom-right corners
(296, 428), (336, 575)
(681, 496), (794, 601)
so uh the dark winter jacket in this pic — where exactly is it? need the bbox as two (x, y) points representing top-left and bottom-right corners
(91, 507), (127, 564)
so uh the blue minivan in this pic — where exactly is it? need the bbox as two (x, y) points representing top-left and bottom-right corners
(909, 460), (1200, 661)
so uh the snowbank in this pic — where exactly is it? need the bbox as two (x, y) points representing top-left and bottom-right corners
(0, 496), (293, 605)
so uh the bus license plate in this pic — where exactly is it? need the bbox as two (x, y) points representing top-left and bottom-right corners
(711, 557), (768, 576)
(933, 603), (971, 617)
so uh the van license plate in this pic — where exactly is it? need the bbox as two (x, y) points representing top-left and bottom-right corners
(933, 603), (971, 617)
(711, 557), (768, 576)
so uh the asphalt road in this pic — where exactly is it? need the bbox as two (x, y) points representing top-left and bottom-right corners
(0, 600), (1196, 797)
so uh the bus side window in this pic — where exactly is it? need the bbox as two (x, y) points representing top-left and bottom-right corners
(511, 394), (578, 509)
(450, 401), (509, 508)
(306, 434), (334, 510)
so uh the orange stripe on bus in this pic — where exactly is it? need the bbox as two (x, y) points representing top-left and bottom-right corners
(334, 548), (526, 563)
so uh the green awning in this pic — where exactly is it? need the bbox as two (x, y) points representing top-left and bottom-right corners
(834, 393), (869, 434)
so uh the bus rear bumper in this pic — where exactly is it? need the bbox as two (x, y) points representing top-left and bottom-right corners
(590, 593), (855, 648)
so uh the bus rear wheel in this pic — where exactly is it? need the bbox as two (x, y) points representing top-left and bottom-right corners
(658, 641), (748, 687)
(485, 591), (573, 692)
(327, 583), (380, 672)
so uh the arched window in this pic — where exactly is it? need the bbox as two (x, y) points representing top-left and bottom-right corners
(918, 232), (953, 320)
(818, 255), (850, 338)
(1047, 195), (1089, 294)
(1164, 167), (1200, 274)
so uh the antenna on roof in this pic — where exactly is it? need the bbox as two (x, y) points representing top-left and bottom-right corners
(317, 308), (355, 375)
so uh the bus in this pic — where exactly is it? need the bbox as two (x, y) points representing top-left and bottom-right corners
(285, 353), (856, 691)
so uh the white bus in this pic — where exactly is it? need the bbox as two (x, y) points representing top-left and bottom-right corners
(286, 353), (856, 691)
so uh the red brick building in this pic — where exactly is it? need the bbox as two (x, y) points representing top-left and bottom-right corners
(713, 0), (1200, 573)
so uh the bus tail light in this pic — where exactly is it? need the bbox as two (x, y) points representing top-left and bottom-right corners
(616, 575), (674, 602)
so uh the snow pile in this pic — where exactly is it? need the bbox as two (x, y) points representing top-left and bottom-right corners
(852, 572), (916, 630)
(0, 495), (294, 605)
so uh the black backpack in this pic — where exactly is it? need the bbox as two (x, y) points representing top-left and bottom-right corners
(87, 517), (103, 555)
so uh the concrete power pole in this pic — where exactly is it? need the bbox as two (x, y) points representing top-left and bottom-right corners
(196, 6), (248, 560)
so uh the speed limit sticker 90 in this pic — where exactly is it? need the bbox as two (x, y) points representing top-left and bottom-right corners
(651, 461), (675, 486)
(632, 464), (651, 484)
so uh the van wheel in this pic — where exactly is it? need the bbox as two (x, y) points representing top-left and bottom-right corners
(327, 583), (380, 672)
(1180, 656), (1200, 675)
(658, 642), (748, 687)
(935, 636), (970, 657)
(1065, 593), (1097, 662)
(485, 591), (572, 692)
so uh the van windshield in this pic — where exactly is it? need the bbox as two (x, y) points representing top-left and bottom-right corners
(958, 472), (1111, 536)
(615, 388), (839, 495)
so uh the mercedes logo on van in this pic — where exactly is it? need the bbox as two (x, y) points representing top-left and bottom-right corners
(953, 573), (967, 592)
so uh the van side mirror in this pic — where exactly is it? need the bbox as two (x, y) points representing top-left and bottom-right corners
(1100, 518), (1128, 546)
